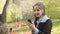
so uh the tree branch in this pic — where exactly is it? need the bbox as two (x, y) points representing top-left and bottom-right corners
(1, 0), (13, 23)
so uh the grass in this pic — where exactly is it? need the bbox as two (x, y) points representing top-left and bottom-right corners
(13, 27), (31, 32)
(52, 26), (60, 34)
(51, 20), (60, 34)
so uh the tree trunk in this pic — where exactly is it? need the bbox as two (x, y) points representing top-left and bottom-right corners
(0, 0), (13, 34)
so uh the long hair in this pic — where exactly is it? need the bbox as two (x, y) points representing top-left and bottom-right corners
(0, 14), (2, 22)
(33, 2), (45, 16)
(33, 2), (45, 23)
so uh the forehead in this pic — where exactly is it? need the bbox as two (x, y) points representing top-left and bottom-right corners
(33, 6), (40, 10)
(33, 6), (41, 9)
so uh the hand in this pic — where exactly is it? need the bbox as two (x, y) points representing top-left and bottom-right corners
(27, 22), (36, 31)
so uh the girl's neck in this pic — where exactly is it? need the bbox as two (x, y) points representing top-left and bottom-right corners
(35, 15), (45, 20)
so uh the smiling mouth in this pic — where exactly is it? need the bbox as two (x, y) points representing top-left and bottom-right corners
(35, 13), (40, 15)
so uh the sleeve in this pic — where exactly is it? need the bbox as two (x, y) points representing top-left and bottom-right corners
(33, 28), (39, 34)
(34, 19), (52, 34)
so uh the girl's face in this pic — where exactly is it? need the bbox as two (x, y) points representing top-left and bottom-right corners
(33, 6), (43, 18)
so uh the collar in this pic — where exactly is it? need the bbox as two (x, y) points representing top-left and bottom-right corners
(37, 15), (49, 23)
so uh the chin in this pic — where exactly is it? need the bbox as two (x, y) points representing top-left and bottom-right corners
(35, 15), (40, 18)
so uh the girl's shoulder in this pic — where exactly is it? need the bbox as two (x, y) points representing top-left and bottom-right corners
(45, 19), (52, 24)
(46, 19), (52, 23)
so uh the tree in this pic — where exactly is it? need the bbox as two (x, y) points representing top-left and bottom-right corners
(0, 0), (13, 34)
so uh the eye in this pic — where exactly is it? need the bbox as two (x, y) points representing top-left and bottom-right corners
(37, 9), (39, 11)
(33, 9), (36, 11)
(33, 9), (40, 12)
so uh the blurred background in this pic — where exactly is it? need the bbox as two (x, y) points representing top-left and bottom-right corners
(0, 0), (60, 34)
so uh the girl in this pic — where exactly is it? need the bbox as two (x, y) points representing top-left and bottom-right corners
(27, 2), (52, 34)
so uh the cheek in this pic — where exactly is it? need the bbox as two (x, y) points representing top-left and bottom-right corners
(39, 11), (43, 15)
(33, 10), (43, 17)
(33, 11), (39, 14)
(33, 11), (40, 17)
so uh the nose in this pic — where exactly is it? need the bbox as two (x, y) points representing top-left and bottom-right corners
(34, 11), (38, 14)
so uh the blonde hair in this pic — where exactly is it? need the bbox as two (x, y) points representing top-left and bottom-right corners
(33, 2), (45, 16)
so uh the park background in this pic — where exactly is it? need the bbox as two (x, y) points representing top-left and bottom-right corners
(0, 0), (60, 34)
